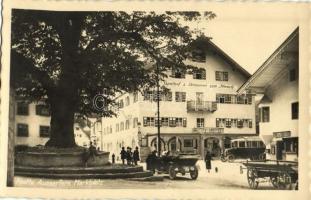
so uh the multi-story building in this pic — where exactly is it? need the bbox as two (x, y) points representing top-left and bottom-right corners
(15, 101), (92, 148)
(238, 28), (298, 161)
(101, 38), (256, 160)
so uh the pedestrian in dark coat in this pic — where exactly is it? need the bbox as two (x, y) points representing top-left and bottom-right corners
(146, 150), (157, 173)
(205, 151), (212, 173)
(133, 146), (140, 165)
(126, 147), (132, 165)
(120, 147), (126, 165)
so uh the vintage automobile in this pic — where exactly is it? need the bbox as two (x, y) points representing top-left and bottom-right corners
(147, 151), (200, 180)
(221, 137), (266, 162)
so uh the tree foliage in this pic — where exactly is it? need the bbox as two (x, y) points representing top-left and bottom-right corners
(11, 10), (215, 147)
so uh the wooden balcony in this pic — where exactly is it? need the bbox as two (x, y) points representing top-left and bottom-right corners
(187, 101), (217, 112)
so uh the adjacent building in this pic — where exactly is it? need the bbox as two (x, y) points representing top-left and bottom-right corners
(14, 101), (92, 148)
(238, 28), (299, 162)
(101, 38), (257, 160)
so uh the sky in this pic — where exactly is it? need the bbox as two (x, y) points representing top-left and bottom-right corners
(189, 3), (304, 74)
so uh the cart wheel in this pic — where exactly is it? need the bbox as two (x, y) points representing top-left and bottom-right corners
(227, 154), (235, 163)
(190, 166), (198, 180)
(169, 165), (176, 180)
(276, 172), (292, 190)
(247, 168), (259, 189)
(270, 177), (279, 188)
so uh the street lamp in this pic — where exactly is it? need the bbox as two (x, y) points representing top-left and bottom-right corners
(156, 63), (161, 156)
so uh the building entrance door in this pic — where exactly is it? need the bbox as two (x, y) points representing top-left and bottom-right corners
(168, 137), (182, 152)
(276, 141), (284, 160)
(204, 137), (221, 157)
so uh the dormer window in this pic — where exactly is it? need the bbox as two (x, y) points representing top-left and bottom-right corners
(191, 50), (206, 62)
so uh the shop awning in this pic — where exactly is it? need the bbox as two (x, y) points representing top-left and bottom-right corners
(260, 135), (273, 145)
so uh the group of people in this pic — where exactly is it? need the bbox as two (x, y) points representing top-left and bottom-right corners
(120, 146), (140, 165)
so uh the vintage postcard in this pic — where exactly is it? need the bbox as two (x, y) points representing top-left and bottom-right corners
(0, 0), (310, 199)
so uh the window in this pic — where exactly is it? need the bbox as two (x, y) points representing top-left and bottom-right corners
(291, 102), (299, 119)
(161, 117), (169, 127)
(143, 117), (155, 127)
(75, 127), (79, 130)
(133, 118), (138, 128)
(236, 95), (245, 104)
(225, 119), (231, 128)
(39, 126), (50, 137)
(120, 122), (124, 131)
(125, 96), (130, 106)
(163, 92), (172, 101)
(231, 141), (238, 148)
(133, 92), (138, 103)
(248, 120), (253, 128)
(251, 141), (258, 148)
(175, 92), (186, 102)
(197, 118), (204, 128)
(216, 94), (225, 103)
(169, 117), (176, 127)
(36, 104), (50, 116)
(239, 141), (246, 148)
(215, 71), (228, 81)
(193, 68), (206, 80)
(176, 118), (183, 127)
(182, 118), (187, 127)
(171, 69), (185, 79)
(289, 68), (297, 82)
(143, 91), (153, 101)
(116, 124), (119, 132)
(191, 50), (206, 62)
(125, 120), (130, 129)
(17, 123), (29, 137)
(237, 119), (243, 128)
(184, 139), (193, 147)
(261, 107), (270, 122)
(119, 100), (124, 108)
(17, 102), (29, 115)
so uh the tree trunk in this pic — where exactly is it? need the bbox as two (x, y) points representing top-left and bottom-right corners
(45, 92), (77, 148)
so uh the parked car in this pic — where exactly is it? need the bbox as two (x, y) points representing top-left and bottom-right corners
(147, 151), (200, 180)
(221, 137), (266, 162)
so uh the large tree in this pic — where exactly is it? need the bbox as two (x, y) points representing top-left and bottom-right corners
(11, 10), (215, 148)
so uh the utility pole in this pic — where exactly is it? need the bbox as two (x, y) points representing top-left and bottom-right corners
(156, 63), (161, 156)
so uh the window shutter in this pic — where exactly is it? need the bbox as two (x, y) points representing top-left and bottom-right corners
(183, 118), (187, 127)
(202, 69), (206, 79)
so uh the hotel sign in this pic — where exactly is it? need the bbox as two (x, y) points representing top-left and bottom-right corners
(193, 127), (224, 134)
(164, 81), (235, 89)
(273, 131), (291, 138)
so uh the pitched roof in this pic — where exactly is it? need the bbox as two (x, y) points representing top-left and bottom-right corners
(237, 27), (299, 94)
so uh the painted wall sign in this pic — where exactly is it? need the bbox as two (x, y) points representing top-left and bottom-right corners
(163, 81), (234, 89)
(273, 131), (291, 138)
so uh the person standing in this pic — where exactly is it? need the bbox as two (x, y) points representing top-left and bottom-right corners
(126, 147), (132, 165)
(205, 151), (212, 173)
(120, 147), (126, 165)
(133, 146), (140, 165)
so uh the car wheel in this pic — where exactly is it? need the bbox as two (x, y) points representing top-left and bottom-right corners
(190, 167), (198, 180)
(169, 165), (176, 180)
(227, 154), (235, 162)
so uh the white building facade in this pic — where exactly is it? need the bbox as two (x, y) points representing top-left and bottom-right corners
(101, 40), (256, 160)
(15, 101), (91, 148)
(238, 28), (299, 162)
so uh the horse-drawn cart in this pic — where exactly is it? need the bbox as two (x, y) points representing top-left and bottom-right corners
(240, 160), (298, 190)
